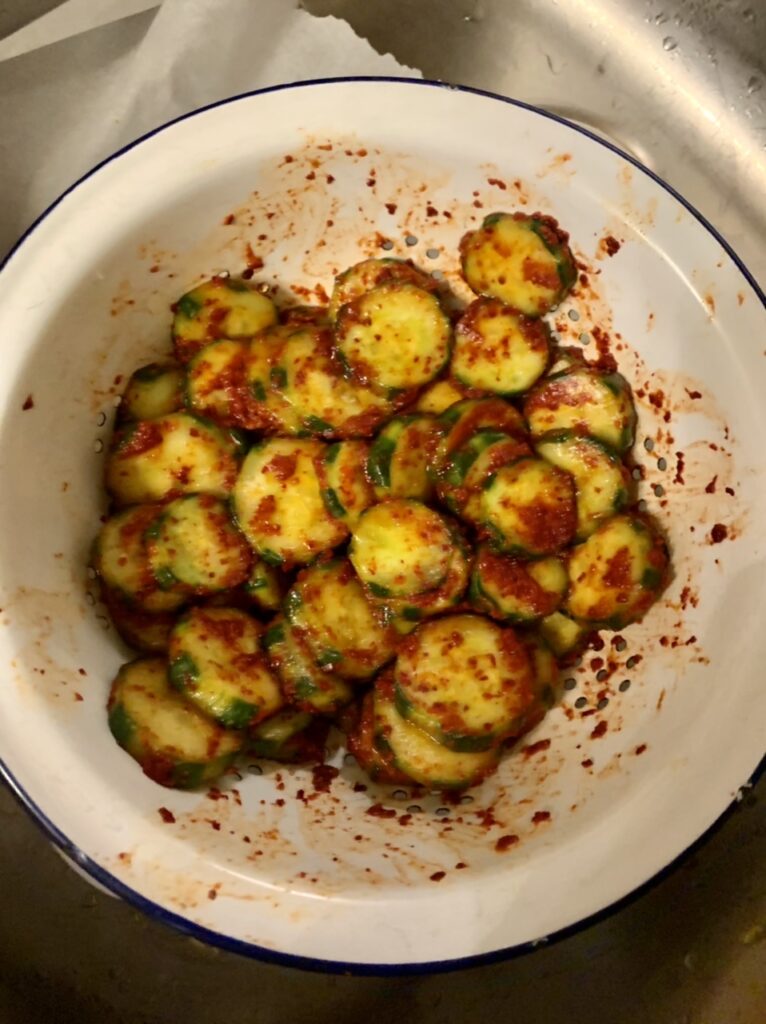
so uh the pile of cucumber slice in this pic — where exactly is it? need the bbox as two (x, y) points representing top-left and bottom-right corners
(94, 210), (669, 792)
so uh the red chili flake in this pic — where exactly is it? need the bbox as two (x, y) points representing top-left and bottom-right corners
(455, 862), (468, 870)
(357, 149), (368, 157)
(522, 738), (551, 758)
(149, 264), (160, 273)
(532, 811), (551, 824)
(245, 244), (264, 270)
(487, 177), (507, 190)
(725, 486), (735, 496)
(430, 871), (446, 882)
(78, 668), (87, 676)
(208, 820), (221, 831)
(590, 720), (608, 739)
(495, 834), (519, 852)
(74, 692), (83, 702)
(635, 743), (647, 755)
(274, 798), (285, 808)
(326, 174), (335, 184)
(223, 214), (235, 225)
(366, 803), (397, 819)
(398, 814), (412, 826)
(158, 807), (175, 824)
(311, 764), (339, 793)
(590, 657), (604, 670)
(685, 388), (702, 400)
(602, 235), (621, 256)
(22, 394), (34, 411)
(207, 888), (218, 900)
(674, 452), (685, 484)
(241, 267), (254, 280)
(366, 177), (375, 187)
(353, 782), (368, 793)
(705, 476), (718, 494)
(581, 758), (593, 768)
(710, 523), (728, 544)
(426, 205), (438, 217)
(283, 155), (294, 163)
(385, 202), (397, 214)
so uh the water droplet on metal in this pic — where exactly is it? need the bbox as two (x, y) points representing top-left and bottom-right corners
(654, 11), (668, 24)
(747, 76), (762, 94)
(662, 36), (678, 51)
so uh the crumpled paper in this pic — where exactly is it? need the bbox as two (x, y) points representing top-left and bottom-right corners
(0, 0), (420, 257)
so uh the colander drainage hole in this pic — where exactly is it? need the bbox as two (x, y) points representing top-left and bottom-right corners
(574, 696), (588, 709)
(619, 679), (631, 692)
(404, 234), (418, 246)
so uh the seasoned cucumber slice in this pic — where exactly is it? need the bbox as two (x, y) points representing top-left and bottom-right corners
(317, 441), (375, 527)
(460, 212), (576, 316)
(243, 326), (306, 434)
(539, 610), (587, 657)
(380, 535), (471, 634)
(536, 432), (631, 539)
(249, 711), (329, 763)
(233, 438), (347, 566)
(243, 559), (284, 612)
(93, 505), (185, 614)
(374, 675), (500, 788)
(101, 587), (175, 653)
(145, 494), (252, 594)
(118, 362), (184, 422)
(481, 457), (577, 556)
(415, 378), (468, 415)
(262, 617), (353, 715)
(394, 614), (534, 751)
(470, 547), (567, 622)
(336, 282), (451, 394)
(547, 345), (587, 376)
(271, 326), (392, 438)
(172, 276), (277, 363)
(367, 415), (441, 502)
(436, 430), (531, 522)
(185, 338), (249, 427)
(435, 397), (526, 468)
(452, 298), (550, 395)
(169, 607), (282, 728)
(329, 257), (436, 322)
(106, 412), (242, 506)
(285, 559), (396, 680)
(107, 658), (242, 788)
(350, 499), (455, 598)
(524, 367), (637, 454)
(565, 514), (669, 629)
(344, 690), (410, 785)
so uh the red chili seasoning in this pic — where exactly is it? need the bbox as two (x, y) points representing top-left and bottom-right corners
(158, 807), (175, 824)
(430, 871), (446, 882)
(635, 744), (647, 755)
(532, 811), (551, 825)
(22, 394), (34, 411)
(710, 523), (728, 544)
(590, 720), (608, 739)
(602, 235), (621, 256)
(311, 764), (339, 793)
(522, 738), (551, 758)
(495, 834), (519, 852)
(366, 803), (397, 819)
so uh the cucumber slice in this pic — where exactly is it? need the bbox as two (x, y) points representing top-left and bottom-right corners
(336, 282), (451, 394)
(272, 326), (392, 438)
(101, 587), (175, 653)
(329, 257), (436, 322)
(394, 614), (534, 751)
(243, 326), (306, 434)
(145, 494), (252, 594)
(108, 658), (242, 789)
(93, 505), (185, 614)
(524, 367), (637, 454)
(172, 276), (277, 363)
(118, 362), (184, 422)
(232, 438), (347, 566)
(480, 456), (577, 556)
(185, 338), (249, 427)
(106, 412), (242, 507)
(285, 559), (396, 680)
(460, 212), (576, 316)
(415, 378), (468, 416)
(317, 441), (375, 528)
(350, 499), (455, 598)
(452, 298), (550, 395)
(344, 690), (410, 785)
(374, 675), (500, 789)
(169, 607), (283, 729)
(249, 712), (329, 763)
(565, 514), (669, 629)
(262, 617), (353, 715)
(434, 397), (527, 468)
(379, 533), (471, 634)
(536, 432), (632, 538)
(470, 546), (567, 622)
(367, 415), (441, 501)
(436, 430), (531, 522)
(539, 611), (586, 657)
(243, 559), (284, 612)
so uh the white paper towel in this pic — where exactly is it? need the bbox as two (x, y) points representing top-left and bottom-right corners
(0, 0), (420, 255)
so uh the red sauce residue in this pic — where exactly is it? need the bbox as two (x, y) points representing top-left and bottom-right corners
(430, 871), (446, 882)
(635, 743), (647, 755)
(487, 177), (507, 190)
(311, 764), (339, 793)
(366, 803), (397, 819)
(385, 202), (397, 214)
(685, 388), (702, 400)
(590, 326), (617, 372)
(223, 214), (235, 225)
(22, 394), (34, 411)
(158, 807), (175, 824)
(268, 453), (297, 481)
(207, 888), (218, 900)
(74, 692), (83, 702)
(581, 758), (594, 768)
(455, 862), (468, 870)
(705, 476), (718, 494)
(245, 244), (264, 271)
(426, 205), (439, 217)
(710, 523), (728, 544)
(495, 834), (520, 852)
(674, 451), (685, 485)
(522, 738), (551, 758)
(602, 235), (621, 256)
(532, 810), (551, 824)
(590, 720), (608, 739)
